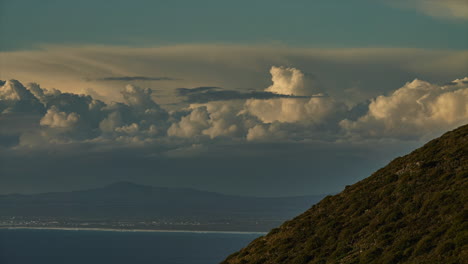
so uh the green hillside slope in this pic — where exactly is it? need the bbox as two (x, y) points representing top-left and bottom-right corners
(223, 124), (468, 264)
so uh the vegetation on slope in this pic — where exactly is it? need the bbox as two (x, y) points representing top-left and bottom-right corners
(223, 124), (468, 264)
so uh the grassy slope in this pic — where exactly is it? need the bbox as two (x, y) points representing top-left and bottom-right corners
(223, 124), (468, 264)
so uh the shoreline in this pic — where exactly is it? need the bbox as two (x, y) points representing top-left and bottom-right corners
(0, 226), (267, 235)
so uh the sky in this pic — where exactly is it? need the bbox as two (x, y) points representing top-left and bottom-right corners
(0, 0), (467, 196)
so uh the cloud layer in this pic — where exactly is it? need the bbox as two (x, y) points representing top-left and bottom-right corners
(1, 66), (467, 197)
(1, 45), (467, 106)
(1, 66), (467, 151)
(390, 0), (468, 20)
(95, 76), (179, 82)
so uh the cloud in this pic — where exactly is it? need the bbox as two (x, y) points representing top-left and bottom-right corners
(176, 87), (221, 96)
(168, 101), (249, 139)
(121, 85), (161, 110)
(265, 66), (319, 96)
(3, 54), (467, 197)
(40, 107), (80, 129)
(0, 80), (171, 147)
(246, 123), (286, 142)
(143, 65), (468, 143)
(243, 97), (344, 124)
(1, 66), (467, 150)
(241, 67), (345, 127)
(94, 76), (179, 81)
(0, 80), (45, 114)
(1, 44), (467, 106)
(114, 123), (140, 135)
(198, 101), (248, 139)
(169, 67), (345, 142)
(389, 0), (468, 20)
(2, 71), (468, 197)
(340, 77), (468, 139)
(99, 111), (123, 133)
(167, 107), (210, 138)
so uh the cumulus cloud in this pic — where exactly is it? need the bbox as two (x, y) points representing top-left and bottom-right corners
(1, 65), (467, 149)
(115, 123), (140, 135)
(99, 111), (123, 133)
(120, 85), (168, 123)
(169, 67), (344, 141)
(0, 80), (45, 114)
(198, 101), (247, 139)
(0, 80), (171, 147)
(243, 97), (344, 124)
(168, 101), (248, 139)
(246, 123), (286, 141)
(166, 66), (468, 142)
(121, 85), (157, 109)
(167, 107), (210, 138)
(241, 67), (345, 127)
(40, 107), (80, 129)
(265, 66), (319, 96)
(340, 77), (468, 139)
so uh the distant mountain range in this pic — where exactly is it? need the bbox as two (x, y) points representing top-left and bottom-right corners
(223, 124), (467, 263)
(0, 182), (325, 231)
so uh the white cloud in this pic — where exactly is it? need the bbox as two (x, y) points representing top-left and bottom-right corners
(242, 67), (346, 125)
(243, 97), (344, 124)
(0, 80), (25, 101)
(0, 80), (44, 114)
(341, 77), (468, 139)
(199, 101), (246, 139)
(167, 67), (346, 142)
(265, 66), (317, 96)
(2, 69), (467, 150)
(121, 85), (157, 109)
(168, 101), (248, 139)
(0, 80), (170, 146)
(167, 107), (210, 138)
(40, 107), (80, 128)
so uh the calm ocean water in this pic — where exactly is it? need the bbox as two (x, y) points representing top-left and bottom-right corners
(0, 229), (261, 264)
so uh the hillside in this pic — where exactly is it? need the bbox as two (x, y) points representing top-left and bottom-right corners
(223, 124), (468, 263)
(0, 182), (324, 232)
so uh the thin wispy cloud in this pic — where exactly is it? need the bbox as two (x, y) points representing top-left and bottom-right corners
(387, 0), (468, 20)
(176, 86), (317, 103)
(2, 45), (467, 105)
(94, 76), (180, 82)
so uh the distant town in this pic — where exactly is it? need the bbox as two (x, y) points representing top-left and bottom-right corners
(0, 216), (276, 232)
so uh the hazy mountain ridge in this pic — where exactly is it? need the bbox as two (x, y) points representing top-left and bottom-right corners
(0, 182), (325, 231)
(223, 124), (467, 263)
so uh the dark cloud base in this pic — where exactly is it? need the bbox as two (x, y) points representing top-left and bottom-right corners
(176, 86), (318, 103)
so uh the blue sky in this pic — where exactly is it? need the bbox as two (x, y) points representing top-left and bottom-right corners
(1, 0), (467, 51)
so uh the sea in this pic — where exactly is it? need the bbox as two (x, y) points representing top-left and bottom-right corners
(0, 228), (262, 264)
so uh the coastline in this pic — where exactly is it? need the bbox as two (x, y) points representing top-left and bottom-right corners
(0, 226), (267, 235)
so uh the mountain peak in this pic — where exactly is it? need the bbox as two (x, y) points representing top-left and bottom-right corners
(106, 181), (148, 189)
(90, 181), (156, 194)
